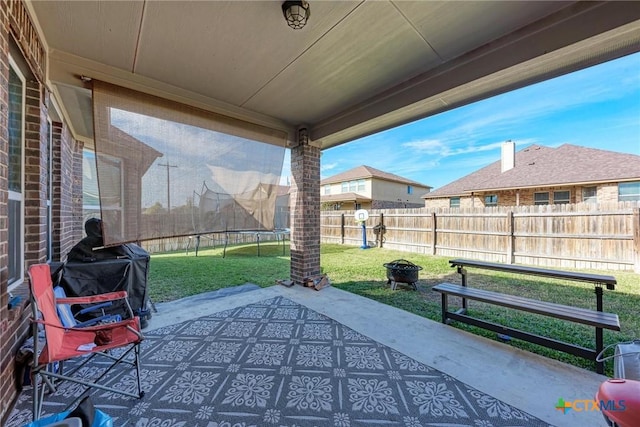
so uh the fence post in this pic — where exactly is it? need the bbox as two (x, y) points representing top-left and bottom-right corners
(379, 213), (384, 248)
(431, 212), (437, 255)
(506, 210), (514, 264)
(341, 213), (345, 244)
(634, 208), (640, 273)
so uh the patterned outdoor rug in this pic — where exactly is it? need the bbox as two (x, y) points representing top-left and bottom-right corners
(8, 297), (551, 427)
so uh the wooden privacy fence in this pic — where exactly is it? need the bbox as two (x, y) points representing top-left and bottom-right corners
(321, 202), (640, 272)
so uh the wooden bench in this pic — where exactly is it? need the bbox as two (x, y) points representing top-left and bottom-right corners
(433, 259), (620, 373)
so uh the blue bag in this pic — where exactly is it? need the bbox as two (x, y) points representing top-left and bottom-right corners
(23, 395), (113, 427)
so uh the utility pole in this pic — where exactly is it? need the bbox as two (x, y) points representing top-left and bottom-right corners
(158, 162), (178, 213)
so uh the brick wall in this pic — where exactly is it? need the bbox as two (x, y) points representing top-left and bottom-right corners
(0, 2), (83, 422)
(24, 80), (47, 263)
(425, 184), (625, 209)
(51, 123), (83, 260)
(598, 183), (619, 203)
(0, 78), (46, 427)
(0, 3), (12, 421)
(290, 133), (321, 285)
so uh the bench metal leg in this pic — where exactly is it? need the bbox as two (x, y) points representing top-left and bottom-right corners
(596, 327), (604, 374)
(594, 286), (605, 374)
(441, 293), (448, 324)
(458, 266), (468, 311)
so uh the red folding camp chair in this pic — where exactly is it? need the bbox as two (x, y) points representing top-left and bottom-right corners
(28, 263), (145, 421)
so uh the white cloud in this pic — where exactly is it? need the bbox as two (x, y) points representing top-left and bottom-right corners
(321, 162), (339, 172)
(402, 140), (514, 159)
(402, 139), (450, 156)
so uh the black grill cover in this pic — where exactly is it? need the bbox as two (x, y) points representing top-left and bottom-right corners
(51, 243), (151, 322)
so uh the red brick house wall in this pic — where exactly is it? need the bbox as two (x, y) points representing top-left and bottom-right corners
(0, 4), (13, 421)
(51, 122), (83, 260)
(425, 184), (627, 208)
(0, 3), (83, 422)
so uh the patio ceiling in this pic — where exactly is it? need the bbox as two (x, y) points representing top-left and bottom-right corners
(27, 1), (640, 149)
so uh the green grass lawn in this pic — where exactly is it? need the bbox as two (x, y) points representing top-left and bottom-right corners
(148, 242), (640, 374)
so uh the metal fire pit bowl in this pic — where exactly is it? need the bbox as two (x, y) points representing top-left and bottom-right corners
(383, 259), (422, 290)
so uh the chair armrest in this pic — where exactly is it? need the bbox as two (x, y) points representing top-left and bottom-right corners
(77, 302), (112, 315)
(56, 291), (129, 305)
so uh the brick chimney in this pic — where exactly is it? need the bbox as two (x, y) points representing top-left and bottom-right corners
(501, 140), (515, 173)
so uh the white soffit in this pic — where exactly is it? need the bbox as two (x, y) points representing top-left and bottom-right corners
(32, 0), (142, 71)
(398, 1), (569, 61)
(135, 1), (361, 107)
(243, 1), (441, 124)
(25, 1), (640, 149)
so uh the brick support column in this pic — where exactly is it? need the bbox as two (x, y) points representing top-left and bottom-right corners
(23, 79), (47, 265)
(290, 127), (320, 285)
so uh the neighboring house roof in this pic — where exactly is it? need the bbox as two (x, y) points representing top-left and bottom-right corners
(321, 192), (372, 203)
(321, 165), (431, 189)
(424, 144), (640, 198)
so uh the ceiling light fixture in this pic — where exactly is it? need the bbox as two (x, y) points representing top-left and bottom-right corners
(282, 1), (310, 30)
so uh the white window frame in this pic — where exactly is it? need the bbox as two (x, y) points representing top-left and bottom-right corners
(357, 179), (365, 192)
(553, 190), (571, 205)
(82, 148), (101, 214)
(582, 186), (597, 203)
(484, 194), (498, 207)
(619, 181), (640, 202)
(83, 149), (126, 237)
(323, 184), (331, 195)
(449, 197), (460, 208)
(341, 182), (348, 193)
(8, 56), (26, 291)
(534, 192), (549, 205)
(46, 118), (53, 261)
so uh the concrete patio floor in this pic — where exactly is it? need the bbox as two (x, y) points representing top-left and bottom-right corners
(151, 283), (610, 427)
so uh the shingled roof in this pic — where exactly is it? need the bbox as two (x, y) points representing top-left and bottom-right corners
(424, 144), (640, 198)
(321, 165), (431, 189)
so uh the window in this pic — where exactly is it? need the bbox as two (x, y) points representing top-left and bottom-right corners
(553, 190), (571, 204)
(407, 185), (413, 195)
(534, 192), (549, 205)
(582, 186), (597, 203)
(355, 203), (362, 210)
(485, 194), (498, 207)
(619, 182), (640, 202)
(8, 57), (25, 290)
(349, 180), (357, 192)
(332, 203), (341, 210)
(341, 182), (348, 193)
(46, 119), (53, 261)
(84, 150), (125, 236)
(449, 197), (460, 208)
(83, 149), (101, 218)
(323, 184), (331, 195)
(357, 179), (365, 192)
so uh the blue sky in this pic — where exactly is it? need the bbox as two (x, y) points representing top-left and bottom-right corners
(315, 51), (640, 190)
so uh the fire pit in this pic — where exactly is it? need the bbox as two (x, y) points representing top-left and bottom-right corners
(383, 259), (422, 290)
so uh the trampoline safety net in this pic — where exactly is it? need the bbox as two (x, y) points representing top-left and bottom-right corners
(92, 81), (288, 246)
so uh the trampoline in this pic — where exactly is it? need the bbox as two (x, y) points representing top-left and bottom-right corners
(185, 229), (290, 257)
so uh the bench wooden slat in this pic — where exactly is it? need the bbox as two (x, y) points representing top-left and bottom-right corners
(449, 258), (617, 287)
(433, 283), (620, 330)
